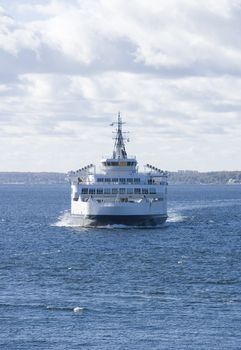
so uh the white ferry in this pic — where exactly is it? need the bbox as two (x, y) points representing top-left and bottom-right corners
(68, 114), (168, 226)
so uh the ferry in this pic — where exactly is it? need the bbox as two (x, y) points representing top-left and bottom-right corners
(68, 113), (168, 226)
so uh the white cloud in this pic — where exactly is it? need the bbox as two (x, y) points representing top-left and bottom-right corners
(1, 0), (241, 73)
(1, 0), (241, 171)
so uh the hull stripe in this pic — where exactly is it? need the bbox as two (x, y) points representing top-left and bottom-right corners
(72, 214), (167, 226)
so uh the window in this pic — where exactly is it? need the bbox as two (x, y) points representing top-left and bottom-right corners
(112, 178), (118, 184)
(134, 188), (141, 194)
(127, 188), (133, 194)
(81, 188), (88, 194)
(112, 188), (118, 194)
(104, 188), (111, 194)
(119, 178), (126, 184)
(127, 178), (133, 184)
(119, 188), (126, 194)
(149, 188), (156, 194)
(142, 188), (148, 194)
(105, 178), (111, 183)
(134, 178), (140, 184)
(97, 188), (103, 194)
(148, 179), (153, 184)
(89, 188), (95, 194)
(97, 178), (104, 183)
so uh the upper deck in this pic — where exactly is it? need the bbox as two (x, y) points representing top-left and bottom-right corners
(68, 167), (167, 186)
(68, 113), (168, 187)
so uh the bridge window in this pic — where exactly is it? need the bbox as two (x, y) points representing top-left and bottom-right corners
(127, 178), (133, 184)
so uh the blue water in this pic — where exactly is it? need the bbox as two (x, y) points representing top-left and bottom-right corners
(1, 184), (241, 349)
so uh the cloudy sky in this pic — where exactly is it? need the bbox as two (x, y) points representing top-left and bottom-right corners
(1, 0), (241, 172)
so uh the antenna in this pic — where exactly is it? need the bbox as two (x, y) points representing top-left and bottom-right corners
(110, 112), (129, 159)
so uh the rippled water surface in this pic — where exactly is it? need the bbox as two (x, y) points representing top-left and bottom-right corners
(1, 184), (241, 349)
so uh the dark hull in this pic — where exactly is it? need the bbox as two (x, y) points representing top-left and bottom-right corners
(85, 215), (168, 227)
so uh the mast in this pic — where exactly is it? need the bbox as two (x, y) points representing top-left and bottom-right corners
(112, 112), (128, 159)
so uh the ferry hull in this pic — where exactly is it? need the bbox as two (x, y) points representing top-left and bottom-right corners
(71, 198), (167, 226)
(72, 214), (167, 226)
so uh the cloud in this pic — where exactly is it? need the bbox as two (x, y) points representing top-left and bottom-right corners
(1, 0), (241, 75)
(0, 0), (241, 171)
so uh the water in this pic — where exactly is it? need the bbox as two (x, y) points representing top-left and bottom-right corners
(1, 184), (241, 349)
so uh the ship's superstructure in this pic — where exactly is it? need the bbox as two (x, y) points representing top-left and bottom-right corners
(68, 113), (168, 226)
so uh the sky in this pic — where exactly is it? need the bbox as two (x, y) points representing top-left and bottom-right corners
(1, 0), (241, 172)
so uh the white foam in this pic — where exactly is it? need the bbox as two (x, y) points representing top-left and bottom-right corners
(172, 198), (241, 212)
(167, 212), (189, 223)
(73, 306), (84, 313)
(53, 211), (87, 227)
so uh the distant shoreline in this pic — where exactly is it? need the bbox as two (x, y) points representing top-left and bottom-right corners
(1, 171), (241, 185)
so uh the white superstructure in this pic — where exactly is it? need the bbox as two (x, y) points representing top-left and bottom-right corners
(68, 113), (168, 226)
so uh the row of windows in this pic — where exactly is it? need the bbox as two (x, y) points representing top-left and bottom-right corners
(96, 178), (156, 185)
(81, 188), (157, 195)
(97, 178), (141, 184)
(102, 161), (136, 166)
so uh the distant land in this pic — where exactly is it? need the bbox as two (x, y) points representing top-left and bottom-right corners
(0, 171), (241, 185)
(168, 170), (241, 185)
(0, 172), (67, 185)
